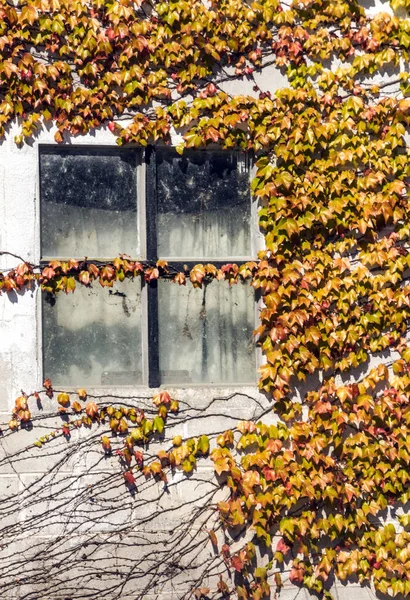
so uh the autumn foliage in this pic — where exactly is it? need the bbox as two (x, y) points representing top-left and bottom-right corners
(4, 0), (410, 598)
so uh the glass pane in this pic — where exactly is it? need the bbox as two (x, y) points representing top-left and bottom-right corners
(40, 147), (140, 259)
(43, 279), (143, 386)
(156, 150), (251, 259)
(158, 280), (255, 384)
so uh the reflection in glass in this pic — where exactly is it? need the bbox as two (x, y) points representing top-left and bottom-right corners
(156, 150), (251, 258)
(158, 280), (255, 384)
(40, 147), (140, 259)
(42, 280), (142, 386)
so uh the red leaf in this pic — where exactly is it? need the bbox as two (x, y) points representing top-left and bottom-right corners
(276, 538), (291, 555)
(123, 470), (135, 485)
(43, 378), (52, 390)
(134, 451), (144, 468)
(231, 554), (245, 572)
(289, 564), (305, 583)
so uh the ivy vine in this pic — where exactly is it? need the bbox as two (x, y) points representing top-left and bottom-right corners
(3, 0), (410, 598)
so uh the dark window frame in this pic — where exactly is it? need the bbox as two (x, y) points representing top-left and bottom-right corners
(39, 144), (257, 388)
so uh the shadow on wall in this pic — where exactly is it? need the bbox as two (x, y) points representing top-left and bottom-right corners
(0, 390), (272, 600)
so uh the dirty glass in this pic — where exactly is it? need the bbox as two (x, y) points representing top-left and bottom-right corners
(40, 147), (140, 259)
(42, 279), (142, 386)
(156, 150), (251, 259)
(158, 279), (255, 384)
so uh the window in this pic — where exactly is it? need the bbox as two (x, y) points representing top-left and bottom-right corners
(40, 146), (257, 387)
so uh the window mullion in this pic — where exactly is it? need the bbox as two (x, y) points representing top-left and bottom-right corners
(147, 280), (160, 388)
(145, 146), (158, 261)
(145, 146), (160, 387)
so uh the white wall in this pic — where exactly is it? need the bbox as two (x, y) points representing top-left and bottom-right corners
(0, 0), (403, 597)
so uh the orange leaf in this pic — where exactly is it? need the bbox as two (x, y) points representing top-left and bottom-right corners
(207, 529), (218, 549)
(85, 402), (99, 419)
(153, 391), (171, 406)
(77, 388), (87, 400)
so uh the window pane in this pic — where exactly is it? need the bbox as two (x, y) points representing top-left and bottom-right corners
(156, 150), (251, 259)
(158, 280), (255, 384)
(43, 280), (143, 386)
(40, 147), (140, 259)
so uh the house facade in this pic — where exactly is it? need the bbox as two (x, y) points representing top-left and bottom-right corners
(0, 0), (405, 598)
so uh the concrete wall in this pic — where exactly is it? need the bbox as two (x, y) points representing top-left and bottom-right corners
(0, 1), (403, 598)
(0, 106), (281, 600)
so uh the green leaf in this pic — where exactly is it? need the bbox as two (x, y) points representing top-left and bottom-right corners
(280, 518), (294, 538)
(197, 435), (209, 455)
(153, 416), (164, 434)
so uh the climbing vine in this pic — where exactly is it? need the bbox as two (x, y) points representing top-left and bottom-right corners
(3, 0), (410, 598)
(0, 253), (258, 292)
